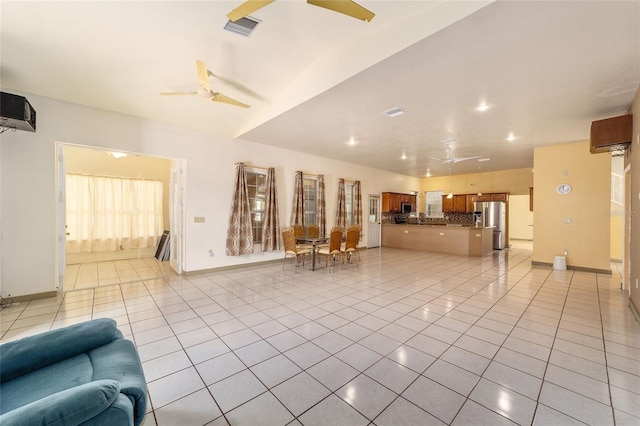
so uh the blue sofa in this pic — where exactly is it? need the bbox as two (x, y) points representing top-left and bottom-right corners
(0, 318), (147, 426)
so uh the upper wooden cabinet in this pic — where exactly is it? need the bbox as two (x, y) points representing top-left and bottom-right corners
(441, 195), (454, 212)
(382, 192), (416, 212)
(453, 195), (466, 212)
(477, 192), (508, 202)
(442, 194), (469, 213)
(465, 194), (477, 212)
(443, 192), (508, 213)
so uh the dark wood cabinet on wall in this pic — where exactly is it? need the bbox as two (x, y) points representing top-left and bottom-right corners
(382, 192), (417, 212)
(477, 192), (508, 202)
(443, 192), (508, 213)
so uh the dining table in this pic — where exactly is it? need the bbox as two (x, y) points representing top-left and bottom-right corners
(295, 236), (329, 271)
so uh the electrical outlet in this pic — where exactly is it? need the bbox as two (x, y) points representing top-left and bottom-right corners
(194, 216), (205, 223)
(564, 249), (568, 256)
(208, 250), (214, 257)
(564, 218), (572, 224)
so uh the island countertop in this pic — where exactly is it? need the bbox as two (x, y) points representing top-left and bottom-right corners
(381, 223), (494, 256)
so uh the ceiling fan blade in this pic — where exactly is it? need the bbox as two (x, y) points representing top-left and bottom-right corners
(160, 91), (198, 96)
(212, 92), (251, 108)
(307, 0), (375, 22)
(227, 0), (275, 21)
(196, 60), (212, 93)
(452, 156), (481, 163)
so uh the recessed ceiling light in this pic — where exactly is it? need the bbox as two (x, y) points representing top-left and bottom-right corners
(347, 137), (357, 146)
(108, 151), (127, 159)
(383, 107), (405, 117)
(507, 132), (516, 141)
(401, 153), (407, 160)
(476, 102), (489, 112)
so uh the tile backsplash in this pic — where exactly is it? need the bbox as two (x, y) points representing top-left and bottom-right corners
(382, 212), (473, 224)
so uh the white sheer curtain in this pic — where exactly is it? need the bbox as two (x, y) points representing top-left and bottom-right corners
(66, 174), (164, 253)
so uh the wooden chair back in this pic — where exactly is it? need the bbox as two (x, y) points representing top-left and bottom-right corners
(282, 228), (297, 253)
(345, 226), (359, 250)
(307, 224), (320, 238)
(292, 224), (304, 238)
(329, 229), (343, 253)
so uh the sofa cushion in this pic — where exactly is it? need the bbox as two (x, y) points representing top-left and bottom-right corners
(0, 319), (122, 382)
(0, 353), (93, 413)
(90, 339), (148, 423)
(0, 379), (120, 426)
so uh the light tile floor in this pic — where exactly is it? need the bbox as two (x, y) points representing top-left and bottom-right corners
(2, 243), (639, 426)
(64, 257), (171, 290)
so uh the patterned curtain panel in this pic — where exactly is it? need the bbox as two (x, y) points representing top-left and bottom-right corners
(318, 174), (326, 238)
(335, 178), (347, 228)
(354, 180), (363, 226)
(226, 163), (254, 256)
(261, 167), (280, 252)
(290, 170), (304, 226)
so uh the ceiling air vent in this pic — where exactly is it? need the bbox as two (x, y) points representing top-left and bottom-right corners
(223, 16), (261, 37)
(384, 107), (405, 117)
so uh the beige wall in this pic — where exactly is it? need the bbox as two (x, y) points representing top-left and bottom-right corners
(628, 89), (640, 315)
(509, 194), (533, 240)
(421, 167), (533, 198)
(64, 145), (171, 229)
(533, 140), (611, 272)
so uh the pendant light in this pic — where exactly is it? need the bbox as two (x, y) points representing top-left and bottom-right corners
(447, 165), (453, 199)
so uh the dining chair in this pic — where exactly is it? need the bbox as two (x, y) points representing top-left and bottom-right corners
(292, 223), (312, 249)
(306, 224), (320, 238)
(282, 228), (310, 272)
(342, 225), (361, 266)
(318, 228), (343, 270)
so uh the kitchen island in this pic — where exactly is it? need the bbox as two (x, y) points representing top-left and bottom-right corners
(382, 224), (494, 257)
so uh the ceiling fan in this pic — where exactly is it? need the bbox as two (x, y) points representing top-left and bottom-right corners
(429, 139), (481, 164)
(227, 0), (375, 23)
(160, 60), (250, 108)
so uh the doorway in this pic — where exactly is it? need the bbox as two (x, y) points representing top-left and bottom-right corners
(367, 194), (381, 248)
(55, 143), (185, 292)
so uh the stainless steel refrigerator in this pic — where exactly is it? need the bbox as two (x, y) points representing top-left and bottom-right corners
(474, 201), (506, 250)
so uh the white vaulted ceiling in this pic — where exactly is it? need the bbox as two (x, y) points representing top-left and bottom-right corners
(1, 1), (638, 177)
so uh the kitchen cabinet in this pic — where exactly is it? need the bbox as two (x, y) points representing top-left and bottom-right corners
(382, 192), (416, 212)
(442, 194), (469, 213)
(442, 195), (454, 212)
(477, 192), (508, 202)
(465, 194), (477, 212)
(453, 195), (466, 212)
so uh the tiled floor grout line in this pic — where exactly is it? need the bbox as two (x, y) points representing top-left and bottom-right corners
(595, 272), (618, 425)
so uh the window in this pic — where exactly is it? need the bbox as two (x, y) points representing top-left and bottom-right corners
(303, 177), (318, 225)
(65, 174), (164, 253)
(345, 182), (355, 225)
(424, 190), (444, 218)
(246, 170), (266, 244)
